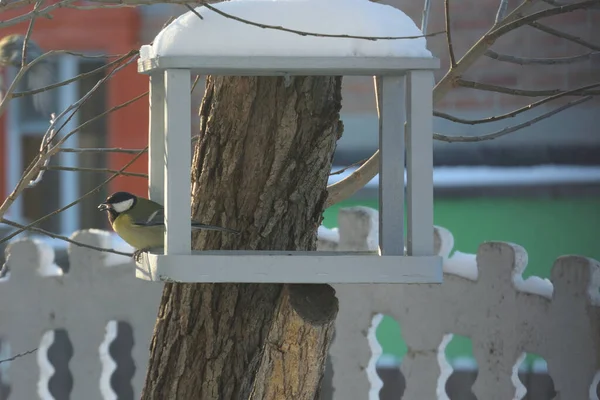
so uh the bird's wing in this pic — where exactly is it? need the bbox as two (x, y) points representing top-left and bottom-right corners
(130, 198), (239, 234)
(129, 198), (165, 227)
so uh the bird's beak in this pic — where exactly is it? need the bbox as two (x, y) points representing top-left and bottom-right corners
(97, 202), (110, 212)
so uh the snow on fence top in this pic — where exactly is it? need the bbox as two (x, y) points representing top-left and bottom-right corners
(140, 0), (432, 60)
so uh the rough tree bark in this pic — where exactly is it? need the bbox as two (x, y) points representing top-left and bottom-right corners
(141, 75), (343, 399)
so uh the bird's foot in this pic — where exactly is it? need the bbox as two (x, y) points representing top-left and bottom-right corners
(132, 248), (151, 263)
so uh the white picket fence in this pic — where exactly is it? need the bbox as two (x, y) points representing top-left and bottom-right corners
(0, 207), (598, 399)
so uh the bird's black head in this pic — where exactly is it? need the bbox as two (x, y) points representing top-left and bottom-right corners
(98, 192), (137, 219)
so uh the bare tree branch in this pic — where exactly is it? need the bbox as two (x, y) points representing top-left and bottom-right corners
(494, 0), (510, 24)
(528, 21), (600, 51)
(0, 0), (223, 11)
(421, 0), (432, 33)
(200, 2), (444, 41)
(0, 147), (148, 245)
(0, 0), (79, 29)
(0, 348), (37, 365)
(433, 0), (536, 102)
(457, 78), (600, 96)
(27, 113), (56, 188)
(324, 0), (600, 205)
(21, 0), (42, 68)
(59, 147), (147, 154)
(434, 82), (600, 124)
(185, 3), (203, 19)
(485, 49), (599, 65)
(43, 165), (148, 178)
(0, 49), (56, 117)
(0, 55), (141, 223)
(1, 218), (134, 256)
(444, 0), (457, 67)
(489, 0), (597, 39)
(12, 50), (137, 98)
(434, 96), (592, 142)
(329, 158), (368, 176)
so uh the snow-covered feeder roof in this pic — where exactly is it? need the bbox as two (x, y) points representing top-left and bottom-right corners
(138, 0), (439, 76)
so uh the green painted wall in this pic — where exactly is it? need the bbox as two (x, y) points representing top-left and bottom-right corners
(322, 197), (600, 365)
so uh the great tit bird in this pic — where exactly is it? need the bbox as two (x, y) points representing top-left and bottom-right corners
(0, 34), (54, 115)
(98, 191), (239, 260)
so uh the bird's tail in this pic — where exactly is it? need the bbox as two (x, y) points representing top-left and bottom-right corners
(191, 222), (240, 235)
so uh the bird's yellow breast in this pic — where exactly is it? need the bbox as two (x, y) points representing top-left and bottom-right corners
(112, 213), (164, 250)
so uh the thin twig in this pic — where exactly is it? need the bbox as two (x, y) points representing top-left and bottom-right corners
(0, 49), (56, 118)
(494, 0), (509, 24)
(1, 218), (134, 256)
(50, 90), (147, 151)
(421, 0), (432, 34)
(200, 2), (444, 41)
(65, 3), (135, 8)
(21, 0), (43, 68)
(60, 147), (146, 154)
(0, 55), (140, 223)
(457, 78), (600, 97)
(330, 158), (369, 176)
(489, 0), (597, 39)
(0, 147), (148, 245)
(324, 0), (589, 206)
(28, 113), (56, 188)
(434, 96), (592, 142)
(444, 0), (456, 67)
(485, 49), (598, 65)
(185, 3), (203, 19)
(43, 165), (148, 178)
(434, 82), (600, 125)
(541, 0), (569, 5)
(191, 75), (202, 93)
(0, 348), (37, 365)
(0, 0), (79, 29)
(12, 50), (138, 98)
(528, 21), (600, 51)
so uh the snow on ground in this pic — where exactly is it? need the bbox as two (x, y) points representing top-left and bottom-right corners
(328, 165), (600, 188)
(140, 0), (431, 59)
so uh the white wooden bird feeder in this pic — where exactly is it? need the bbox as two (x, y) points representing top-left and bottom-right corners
(135, 0), (442, 284)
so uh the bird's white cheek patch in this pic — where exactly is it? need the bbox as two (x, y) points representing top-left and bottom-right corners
(112, 199), (134, 213)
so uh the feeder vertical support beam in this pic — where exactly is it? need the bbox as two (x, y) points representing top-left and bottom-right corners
(163, 69), (192, 255)
(378, 75), (406, 255)
(148, 73), (165, 202)
(406, 70), (434, 256)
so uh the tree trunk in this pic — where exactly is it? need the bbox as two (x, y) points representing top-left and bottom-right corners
(141, 75), (343, 399)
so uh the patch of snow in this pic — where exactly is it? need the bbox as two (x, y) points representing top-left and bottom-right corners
(37, 330), (55, 400)
(375, 353), (400, 368)
(364, 207), (380, 251)
(367, 313), (384, 400)
(444, 251), (478, 281)
(513, 275), (553, 299)
(85, 229), (134, 267)
(317, 226), (340, 244)
(436, 333), (453, 400)
(590, 370), (600, 400)
(34, 239), (63, 277)
(143, 0), (431, 59)
(99, 321), (118, 400)
(328, 165), (600, 189)
(0, 342), (10, 383)
(511, 352), (527, 399)
(451, 356), (478, 371)
(28, 230), (133, 268)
